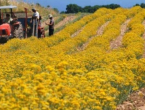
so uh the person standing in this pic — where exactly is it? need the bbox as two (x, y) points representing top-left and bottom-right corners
(31, 8), (39, 20)
(45, 14), (54, 36)
(30, 8), (39, 37)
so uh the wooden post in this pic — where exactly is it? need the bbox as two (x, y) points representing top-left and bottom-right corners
(32, 18), (35, 36)
(0, 9), (2, 25)
(24, 8), (28, 38)
(36, 18), (38, 37)
(0, 9), (1, 19)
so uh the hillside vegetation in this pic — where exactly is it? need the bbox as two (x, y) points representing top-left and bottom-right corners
(1, 6), (145, 110)
(0, 0), (58, 17)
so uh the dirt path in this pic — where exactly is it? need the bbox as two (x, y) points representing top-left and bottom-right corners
(54, 15), (77, 29)
(110, 19), (131, 50)
(96, 21), (110, 36)
(142, 20), (145, 58)
(77, 21), (110, 51)
(116, 88), (145, 110)
(71, 26), (85, 37)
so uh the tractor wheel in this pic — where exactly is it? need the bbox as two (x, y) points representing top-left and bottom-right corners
(12, 23), (24, 39)
(0, 37), (8, 44)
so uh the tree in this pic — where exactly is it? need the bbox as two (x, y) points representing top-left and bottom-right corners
(141, 3), (145, 8)
(65, 3), (121, 13)
(60, 11), (65, 14)
(83, 6), (93, 13)
(66, 4), (82, 13)
(109, 4), (120, 9)
(47, 5), (50, 8)
(134, 4), (140, 6)
(36, 3), (41, 6)
(93, 5), (101, 12)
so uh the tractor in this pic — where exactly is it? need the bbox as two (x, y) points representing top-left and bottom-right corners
(0, 5), (45, 43)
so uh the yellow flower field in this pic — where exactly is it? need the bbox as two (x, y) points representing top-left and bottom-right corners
(0, 6), (145, 110)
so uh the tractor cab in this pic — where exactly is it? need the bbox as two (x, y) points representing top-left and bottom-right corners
(0, 5), (24, 43)
(0, 5), (45, 43)
(0, 6), (17, 24)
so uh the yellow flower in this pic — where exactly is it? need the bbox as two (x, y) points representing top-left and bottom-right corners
(22, 107), (29, 110)
(46, 65), (54, 72)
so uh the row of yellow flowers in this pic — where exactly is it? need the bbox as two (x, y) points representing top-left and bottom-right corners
(0, 6), (145, 110)
(86, 12), (127, 51)
(122, 9), (145, 57)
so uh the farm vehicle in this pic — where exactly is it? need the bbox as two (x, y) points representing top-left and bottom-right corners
(0, 5), (45, 43)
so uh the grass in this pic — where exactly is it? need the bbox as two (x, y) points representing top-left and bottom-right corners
(1, 0), (58, 17)
(54, 13), (90, 33)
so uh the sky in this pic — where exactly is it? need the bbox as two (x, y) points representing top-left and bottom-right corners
(27, 0), (145, 12)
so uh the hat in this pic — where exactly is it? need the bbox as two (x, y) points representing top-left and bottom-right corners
(49, 14), (53, 18)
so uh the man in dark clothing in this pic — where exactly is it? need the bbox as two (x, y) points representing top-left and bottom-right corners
(3, 14), (13, 24)
(45, 14), (54, 36)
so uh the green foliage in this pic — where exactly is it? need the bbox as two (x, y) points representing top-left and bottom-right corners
(65, 3), (121, 13)
(36, 3), (41, 6)
(66, 4), (82, 13)
(134, 3), (145, 8)
(54, 13), (88, 33)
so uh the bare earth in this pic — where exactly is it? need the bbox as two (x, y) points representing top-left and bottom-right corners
(110, 19), (131, 50)
(71, 26), (85, 37)
(97, 21), (110, 36)
(116, 88), (145, 110)
(54, 15), (77, 29)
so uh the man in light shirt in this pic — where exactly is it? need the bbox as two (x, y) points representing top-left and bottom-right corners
(30, 8), (39, 37)
(32, 8), (39, 19)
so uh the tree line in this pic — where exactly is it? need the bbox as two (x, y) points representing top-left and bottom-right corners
(134, 3), (145, 8)
(61, 4), (120, 13)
